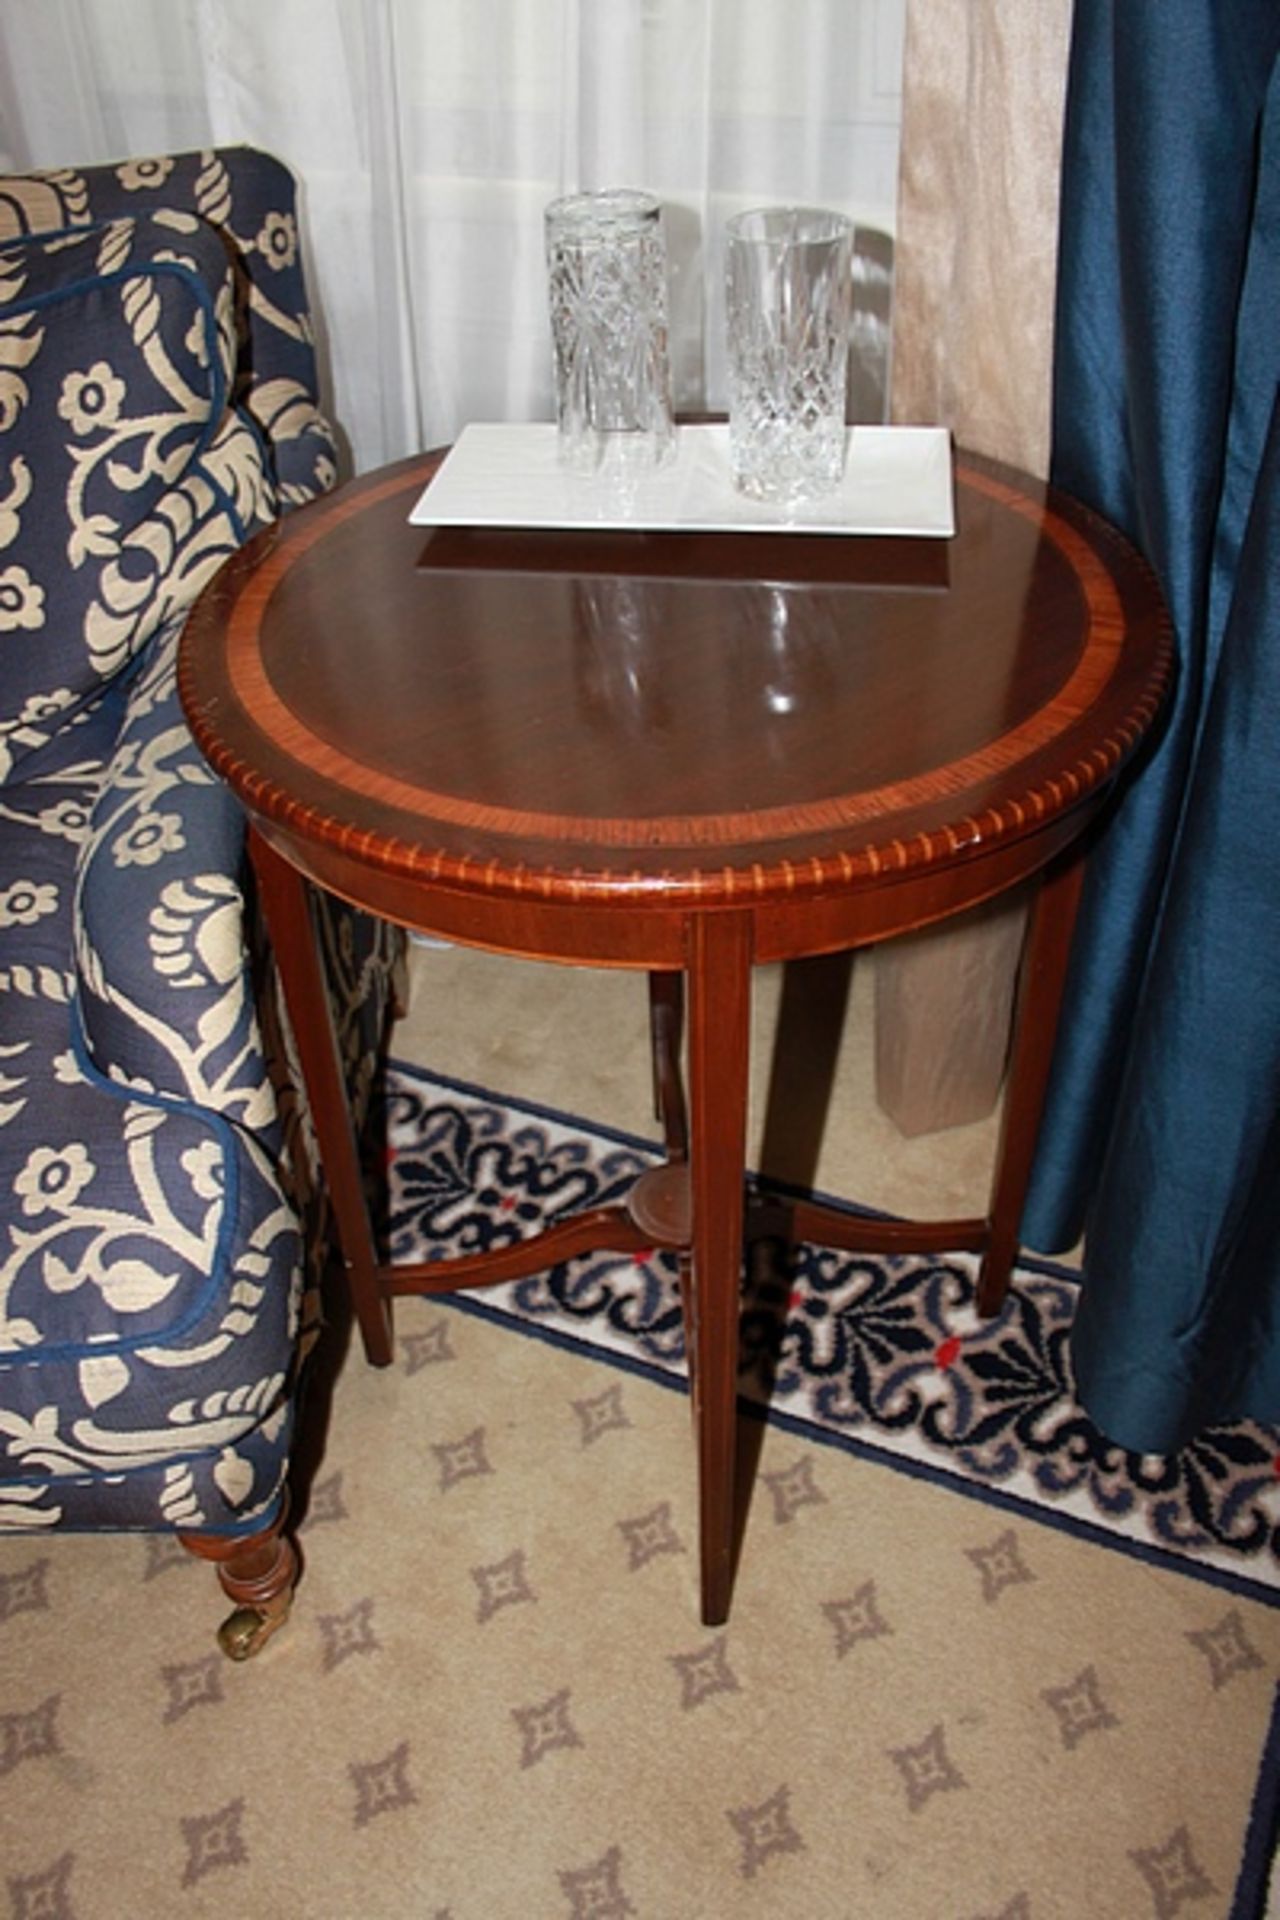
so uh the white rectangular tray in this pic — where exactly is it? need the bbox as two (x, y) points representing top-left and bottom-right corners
(409, 422), (954, 538)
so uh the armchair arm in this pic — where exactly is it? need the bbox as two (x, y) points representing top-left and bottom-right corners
(73, 615), (279, 1141)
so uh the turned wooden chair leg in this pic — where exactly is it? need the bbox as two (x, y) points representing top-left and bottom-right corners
(179, 1500), (298, 1661)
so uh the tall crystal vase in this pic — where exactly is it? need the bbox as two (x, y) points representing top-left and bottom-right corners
(725, 206), (854, 505)
(545, 189), (675, 478)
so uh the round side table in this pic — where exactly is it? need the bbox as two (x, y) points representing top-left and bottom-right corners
(180, 448), (1172, 1624)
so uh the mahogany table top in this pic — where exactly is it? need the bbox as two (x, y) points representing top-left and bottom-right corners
(179, 448), (1173, 958)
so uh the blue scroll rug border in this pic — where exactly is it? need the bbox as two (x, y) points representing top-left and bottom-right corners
(379, 1060), (1280, 1612)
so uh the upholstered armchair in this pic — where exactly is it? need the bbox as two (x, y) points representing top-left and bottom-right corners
(0, 148), (395, 1656)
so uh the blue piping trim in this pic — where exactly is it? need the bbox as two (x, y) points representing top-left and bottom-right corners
(3, 252), (227, 460)
(0, 212), (111, 248)
(193, 445), (251, 548)
(0, 1488), (286, 1542)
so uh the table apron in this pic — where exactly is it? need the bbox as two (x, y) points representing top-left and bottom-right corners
(751, 806), (1097, 963)
(249, 798), (1100, 974)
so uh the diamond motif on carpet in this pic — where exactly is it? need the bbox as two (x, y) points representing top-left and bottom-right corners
(381, 1064), (1280, 1602)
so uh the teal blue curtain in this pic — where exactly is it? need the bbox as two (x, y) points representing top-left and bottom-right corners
(1021, 1), (1280, 1453)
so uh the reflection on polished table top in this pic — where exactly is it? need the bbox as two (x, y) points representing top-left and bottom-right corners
(179, 447), (1173, 1625)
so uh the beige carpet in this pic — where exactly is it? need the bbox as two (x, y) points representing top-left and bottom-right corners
(1, 942), (1275, 1918)
(395, 943), (1007, 1224)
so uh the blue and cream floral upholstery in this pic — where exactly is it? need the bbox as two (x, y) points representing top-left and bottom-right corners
(0, 149), (385, 1547)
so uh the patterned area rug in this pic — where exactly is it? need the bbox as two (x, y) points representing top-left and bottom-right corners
(4, 1060), (1280, 1919)
(382, 1063), (1280, 1606)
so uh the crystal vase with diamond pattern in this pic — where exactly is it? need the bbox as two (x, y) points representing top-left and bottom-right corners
(725, 206), (854, 505)
(545, 189), (675, 477)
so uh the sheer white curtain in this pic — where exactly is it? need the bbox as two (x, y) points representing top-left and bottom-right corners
(0, 0), (905, 474)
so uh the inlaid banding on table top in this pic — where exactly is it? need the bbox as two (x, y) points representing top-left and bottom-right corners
(195, 459), (1170, 874)
(246, 738), (1155, 906)
(191, 740), (1149, 914)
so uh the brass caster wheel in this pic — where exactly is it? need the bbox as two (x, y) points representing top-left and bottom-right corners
(217, 1602), (290, 1661)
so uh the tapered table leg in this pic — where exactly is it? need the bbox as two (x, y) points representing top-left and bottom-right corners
(685, 911), (753, 1627)
(249, 827), (394, 1366)
(976, 850), (1087, 1316)
(648, 970), (688, 1156)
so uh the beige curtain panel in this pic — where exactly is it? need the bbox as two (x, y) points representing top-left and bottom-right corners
(876, 0), (1074, 1138)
